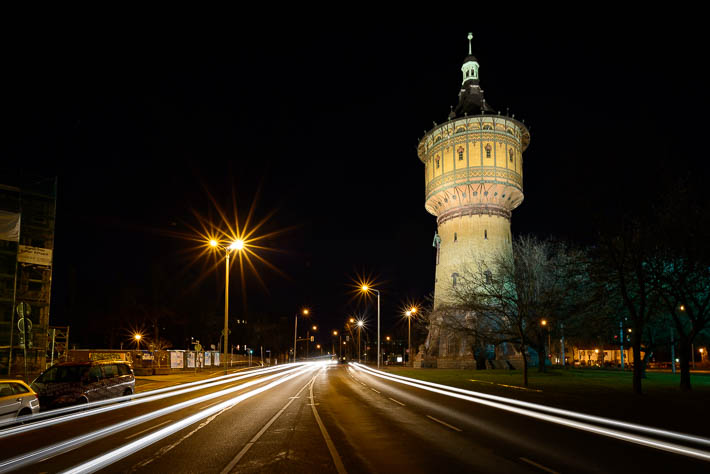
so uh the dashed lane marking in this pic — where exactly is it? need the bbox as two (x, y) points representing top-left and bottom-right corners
(388, 397), (405, 406)
(426, 415), (462, 432)
(370, 388), (380, 394)
(519, 457), (558, 474)
(124, 420), (173, 440)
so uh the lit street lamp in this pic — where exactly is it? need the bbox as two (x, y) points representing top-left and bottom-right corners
(405, 307), (417, 367)
(357, 320), (364, 363)
(293, 308), (309, 363)
(361, 285), (381, 368)
(209, 238), (245, 372)
(134, 333), (142, 351)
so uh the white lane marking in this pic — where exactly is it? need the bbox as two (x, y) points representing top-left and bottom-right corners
(426, 415), (462, 432)
(199, 400), (222, 410)
(124, 420), (173, 440)
(388, 397), (405, 406)
(370, 388), (380, 394)
(351, 363), (710, 462)
(519, 457), (559, 474)
(221, 376), (315, 473)
(310, 369), (347, 474)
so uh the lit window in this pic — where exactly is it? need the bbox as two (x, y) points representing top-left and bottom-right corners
(485, 144), (491, 158)
(458, 147), (464, 160)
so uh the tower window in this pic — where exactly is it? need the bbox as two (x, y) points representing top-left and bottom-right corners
(458, 148), (464, 161)
(485, 144), (492, 158)
(436, 156), (440, 169)
(454, 232), (458, 242)
(484, 270), (492, 284)
(509, 149), (514, 162)
(452, 272), (460, 287)
(484, 229), (488, 240)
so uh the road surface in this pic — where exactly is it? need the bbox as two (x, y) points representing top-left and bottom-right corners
(1, 362), (708, 473)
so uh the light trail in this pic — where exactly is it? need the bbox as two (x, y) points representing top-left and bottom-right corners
(60, 364), (322, 474)
(0, 364), (317, 473)
(0, 364), (302, 438)
(351, 363), (710, 462)
(352, 363), (710, 448)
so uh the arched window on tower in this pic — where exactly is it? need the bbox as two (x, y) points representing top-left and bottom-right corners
(485, 144), (492, 158)
(454, 232), (458, 242)
(484, 229), (488, 240)
(458, 147), (464, 161)
(509, 148), (514, 162)
(436, 156), (440, 169)
(484, 270), (492, 284)
(452, 272), (460, 287)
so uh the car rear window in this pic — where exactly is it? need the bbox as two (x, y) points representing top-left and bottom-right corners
(37, 365), (88, 383)
(103, 364), (118, 378)
(12, 383), (29, 394)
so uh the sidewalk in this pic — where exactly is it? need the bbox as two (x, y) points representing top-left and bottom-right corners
(134, 365), (260, 393)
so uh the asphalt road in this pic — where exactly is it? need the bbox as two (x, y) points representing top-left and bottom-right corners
(0, 362), (708, 473)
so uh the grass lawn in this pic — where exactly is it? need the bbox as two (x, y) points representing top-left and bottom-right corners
(382, 367), (710, 436)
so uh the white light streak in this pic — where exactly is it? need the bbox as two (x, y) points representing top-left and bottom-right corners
(351, 363), (710, 461)
(0, 364), (302, 437)
(0, 364), (317, 473)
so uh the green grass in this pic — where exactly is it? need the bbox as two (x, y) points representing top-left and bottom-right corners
(383, 367), (710, 436)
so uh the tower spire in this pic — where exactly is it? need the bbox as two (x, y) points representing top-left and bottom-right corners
(467, 32), (473, 55)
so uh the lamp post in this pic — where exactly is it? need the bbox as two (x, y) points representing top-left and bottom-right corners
(306, 325), (317, 360)
(294, 308), (309, 363)
(134, 333), (142, 351)
(541, 319), (550, 365)
(357, 320), (364, 363)
(332, 330), (338, 360)
(405, 307), (417, 367)
(210, 239), (245, 372)
(361, 285), (381, 368)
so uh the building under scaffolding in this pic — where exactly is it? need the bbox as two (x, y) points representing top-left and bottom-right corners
(0, 178), (57, 379)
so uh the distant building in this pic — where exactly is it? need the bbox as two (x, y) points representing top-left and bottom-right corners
(416, 34), (530, 368)
(0, 178), (57, 377)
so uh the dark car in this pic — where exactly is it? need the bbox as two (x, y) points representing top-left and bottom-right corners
(31, 361), (135, 410)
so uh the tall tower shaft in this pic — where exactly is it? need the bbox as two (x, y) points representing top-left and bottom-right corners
(418, 36), (530, 310)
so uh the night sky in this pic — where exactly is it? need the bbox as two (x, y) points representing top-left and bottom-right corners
(4, 18), (707, 349)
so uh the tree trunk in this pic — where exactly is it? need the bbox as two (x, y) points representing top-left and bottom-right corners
(537, 343), (547, 373)
(632, 339), (643, 395)
(678, 338), (692, 391)
(521, 346), (528, 387)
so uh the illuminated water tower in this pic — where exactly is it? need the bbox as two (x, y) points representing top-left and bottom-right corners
(417, 34), (530, 363)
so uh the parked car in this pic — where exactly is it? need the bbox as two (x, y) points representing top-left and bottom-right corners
(0, 379), (40, 422)
(31, 361), (135, 410)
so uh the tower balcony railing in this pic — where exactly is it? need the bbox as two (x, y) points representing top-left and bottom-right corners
(426, 167), (523, 198)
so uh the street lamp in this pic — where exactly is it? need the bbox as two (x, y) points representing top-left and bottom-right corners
(210, 238), (245, 372)
(357, 320), (364, 363)
(306, 325), (318, 360)
(541, 319), (550, 365)
(293, 308), (309, 363)
(405, 307), (417, 367)
(134, 333), (142, 351)
(361, 285), (381, 368)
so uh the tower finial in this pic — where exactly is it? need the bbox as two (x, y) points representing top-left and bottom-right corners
(467, 32), (473, 55)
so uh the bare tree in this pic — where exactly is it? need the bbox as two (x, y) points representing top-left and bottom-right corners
(447, 236), (586, 386)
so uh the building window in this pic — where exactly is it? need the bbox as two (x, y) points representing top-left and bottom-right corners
(509, 149), (514, 162)
(484, 229), (488, 240)
(454, 232), (458, 242)
(458, 147), (464, 161)
(436, 156), (440, 169)
(484, 270), (492, 284)
(485, 144), (492, 158)
(452, 272), (460, 287)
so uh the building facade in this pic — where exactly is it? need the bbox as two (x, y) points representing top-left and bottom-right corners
(0, 179), (57, 377)
(417, 35), (530, 367)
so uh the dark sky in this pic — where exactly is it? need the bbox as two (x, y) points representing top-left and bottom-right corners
(4, 17), (707, 348)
